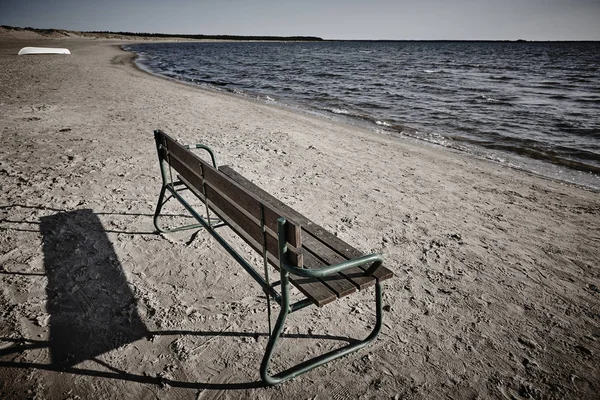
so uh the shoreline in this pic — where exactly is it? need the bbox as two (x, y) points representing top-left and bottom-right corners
(1, 38), (599, 399)
(123, 41), (600, 191)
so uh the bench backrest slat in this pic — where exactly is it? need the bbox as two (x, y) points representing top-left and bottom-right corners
(156, 130), (302, 267)
(202, 166), (300, 245)
(169, 153), (206, 196)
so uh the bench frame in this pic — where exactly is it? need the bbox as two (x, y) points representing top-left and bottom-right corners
(153, 129), (386, 385)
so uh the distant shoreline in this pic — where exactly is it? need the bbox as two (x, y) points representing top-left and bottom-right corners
(0, 25), (323, 42)
(2, 25), (599, 43)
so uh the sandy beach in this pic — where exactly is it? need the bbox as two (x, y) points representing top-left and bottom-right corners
(1, 36), (599, 399)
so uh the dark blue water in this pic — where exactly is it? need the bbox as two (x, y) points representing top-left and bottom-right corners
(125, 41), (600, 189)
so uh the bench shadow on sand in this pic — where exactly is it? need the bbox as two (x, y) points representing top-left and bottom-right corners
(40, 209), (149, 368)
(0, 207), (355, 390)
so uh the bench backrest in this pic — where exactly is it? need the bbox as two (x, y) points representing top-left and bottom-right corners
(155, 130), (302, 268)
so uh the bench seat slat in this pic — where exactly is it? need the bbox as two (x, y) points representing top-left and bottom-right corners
(303, 251), (357, 298)
(303, 223), (393, 282)
(303, 235), (375, 290)
(287, 275), (337, 307)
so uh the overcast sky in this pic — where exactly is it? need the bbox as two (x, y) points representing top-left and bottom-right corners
(1, 0), (599, 40)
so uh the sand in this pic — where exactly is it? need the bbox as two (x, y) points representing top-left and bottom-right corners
(0, 36), (598, 400)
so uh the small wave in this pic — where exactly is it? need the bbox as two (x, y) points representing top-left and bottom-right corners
(535, 81), (565, 89)
(314, 72), (343, 78)
(405, 130), (451, 147)
(490, 75), (514, 81)
(574, 97), (600, 104)
(328, 108), (351, 115)
(200, 79), (229, 87)
(480, 94), (501, 103)
(376, 121), (392, 127)
(566, 76), (593, 84)
(423, 69), (444, 74)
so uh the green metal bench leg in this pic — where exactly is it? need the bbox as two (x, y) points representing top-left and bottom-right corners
(260, 274), (384, 386)
(153, 184), (205, 234)
(154, 131), (220, 234)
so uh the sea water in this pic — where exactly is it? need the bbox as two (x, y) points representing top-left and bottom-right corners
(125, 41), (600, 189)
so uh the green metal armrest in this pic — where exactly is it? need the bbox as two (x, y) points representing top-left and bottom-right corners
(184, 143), (217, 168)
(281, 253), (383, 279)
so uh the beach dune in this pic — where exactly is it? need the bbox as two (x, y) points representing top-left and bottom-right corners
(0, 37), (598, 399)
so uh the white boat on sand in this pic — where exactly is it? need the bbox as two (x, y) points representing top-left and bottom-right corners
(18, 47), (71, 55)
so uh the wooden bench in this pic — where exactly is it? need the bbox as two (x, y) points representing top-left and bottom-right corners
(153, 129), (393, 385)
